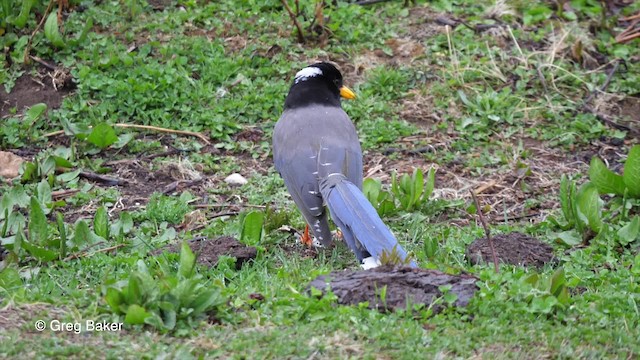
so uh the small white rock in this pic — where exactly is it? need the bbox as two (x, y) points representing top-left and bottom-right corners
(361, 256), (381, 270)
(224, 173), (248, 186)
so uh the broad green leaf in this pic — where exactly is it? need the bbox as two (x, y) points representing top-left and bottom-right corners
(240, 211), (264, 245)
(9, 0), (35, 28)
(87, 123), (118, 149)
(94, 207), (109, 239)
(124, 304), (150, 325)
(191, 289), (223, 315)
(105, 287), (124, 313)
(617, 216), (640, 246)
(44, 12), (65, 48)
(57, 169), (81, 183)
(576, 182), (602, 233)
(363, 178), (381, 207)
(559, 176), (571, 223)
(126, 273), (143, 304)
(589, 157), (626, 195)
(0, 267), (22, 290)
(555, 230), (582, 246)
(178, 241), (196, 278)
(36, 180), (52, 205)
(73, 220), (93, 247)
(550, 268), (566, 297)
(28, 197), (47, 245)
(25, 103), (47, 122)
(52, 156), (73, 168)
(412, 168), (424, 205)
(22, 238), (58, 261)
(624, 145), (640, 198)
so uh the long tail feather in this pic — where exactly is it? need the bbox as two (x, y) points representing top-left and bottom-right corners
(319, 174), (417, 267)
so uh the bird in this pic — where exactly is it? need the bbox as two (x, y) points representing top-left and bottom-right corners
(272, 62), (417, 268)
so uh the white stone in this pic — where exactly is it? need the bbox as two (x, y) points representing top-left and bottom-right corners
(224, 173), (247, 186)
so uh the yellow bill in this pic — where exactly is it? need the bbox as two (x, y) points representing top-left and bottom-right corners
(340, 86), (356, 100)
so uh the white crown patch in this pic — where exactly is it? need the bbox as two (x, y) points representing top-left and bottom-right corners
(294, 66), (323, 84)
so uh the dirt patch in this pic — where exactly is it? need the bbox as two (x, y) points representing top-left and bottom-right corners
(308, 266), (478, 312)
(466, 232), (555, 268)
(1, 65), (74, 118)
(151, 236), (257, 269)
(406, 6), (447, 41)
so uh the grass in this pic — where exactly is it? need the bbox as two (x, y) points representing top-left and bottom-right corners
(1, 0), (640, 358)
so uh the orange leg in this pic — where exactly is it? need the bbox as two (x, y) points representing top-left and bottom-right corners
(300, 224), (313, 246)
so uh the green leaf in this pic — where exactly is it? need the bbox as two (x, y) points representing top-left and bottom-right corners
(94, 207), (109, 239)
(0, 267), (22, 290)
(555, 230), (582, 246)
(411, 168), (424, 206)
(576, 182), (602, 233)
(57, 169), (81, 183)
(559, 175), (574, 226)
(589, 157), (626, 196)
(73, 220), (94, 247)
(240, 211), (264, 245)
(87, 123), (118, 149)
(191, 289), (222, 315)
(9, 0), (35, 28)
(124, 304), (150, 325)
(550, 268), (566, 297)
(28, 197), (48, 245)
(25, 103), (47, 122)
(624, 145), (640, 198)
(105, 287), (124, 313)
(22, 238), (58, 261)
(52, 156), (73, 169)
(44, 12), (65, 48)
(617, 216), (640, 246)
(36, 180), (52, 206)
(178, 241), (196, 278)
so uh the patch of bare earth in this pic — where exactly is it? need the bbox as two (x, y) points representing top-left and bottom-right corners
(151, 236), (257, 269)
(467, 232), (555, 268)
(1, 64), (74, 118)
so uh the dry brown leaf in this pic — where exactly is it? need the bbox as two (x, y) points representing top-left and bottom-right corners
(0, 151), (24, 180)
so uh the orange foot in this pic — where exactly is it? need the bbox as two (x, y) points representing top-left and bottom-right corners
(300, 224), (313, 247)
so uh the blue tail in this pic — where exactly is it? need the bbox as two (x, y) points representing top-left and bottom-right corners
(319, 174), (417, 268)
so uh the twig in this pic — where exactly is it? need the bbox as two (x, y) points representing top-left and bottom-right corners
(470, 190), (499, 273)
(209, 211), (239, 219)
(63, 243), (126, 261)
(354, 0), (392, 5)
(23, 0), (55, 63)
(79, 171), (123, 186)
(43, 123), (210, 144)
(113, 124), (210, 144)
(583, 60), (621, 105)
(29, 56), (57, 71)
(162, 178), (204, 194)
(281, 0), (305, 43)
(193, 203), (266, 209)
(51, 189), (80, 200)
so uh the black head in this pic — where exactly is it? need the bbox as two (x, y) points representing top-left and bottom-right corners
(283, 62), (355, 109)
